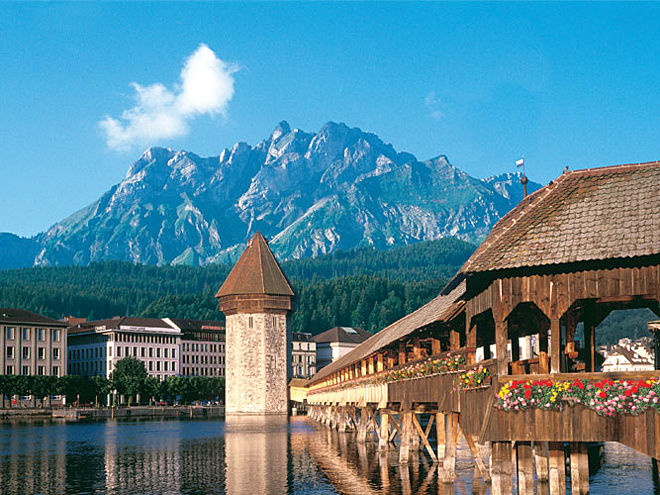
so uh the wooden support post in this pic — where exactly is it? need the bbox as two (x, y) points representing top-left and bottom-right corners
(584, 302), (596, 372)
(399, 342), (407, 366)
(387, 351), (395, 369)
(410, 412), (421, 451)
(463, 430), (490, 482)
(338, 406), (348, 432)
(491, 441), (513, 495)
(431, 337), (442, 356)
(377, 353), (384, 372)
(466, 320), (478, 365)
(435, 412), (445, 459)
(550, 319), (562, 373)
(517, 442), (534, 495)
(534, 441), (549, 482)
(495, 320), (509, 377)
(413, 336), (422, 360)
(442, 412), (460, 483)
(357, 408), (368, 443)
(450, 329), (460, 351)
(379, 411), (390, 451)
(548, 442), (566, 495)
(399, 411), (413, 464)
(570, 443), (589, 494)
(539, 320), (550, 374)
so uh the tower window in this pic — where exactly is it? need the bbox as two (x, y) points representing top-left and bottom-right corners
(248, 317), (253, 329)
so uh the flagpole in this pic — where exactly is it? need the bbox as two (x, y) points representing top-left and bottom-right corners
(517, 156), (528, 198)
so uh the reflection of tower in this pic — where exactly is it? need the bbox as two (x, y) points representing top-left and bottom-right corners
(225, 416), (289, 495)
(216, 232), (295, 415)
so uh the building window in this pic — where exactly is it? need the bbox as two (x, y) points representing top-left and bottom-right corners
(117, 347), (121, 357)
(6, 365), (14, 375)
(53, 329), (60, 342)
(38, 347), (45, 360)
(164, 362), (168, 371)
(248, 317), (254, 329)
(149, 348), (153, 358)
(37, 365), (45, 375)
(172, 349), (176, 359)
(52, 366), (59, 377)
(149, 361), (153, 371)
(6, 327), (15, 340)
(164, 348), (168, 358)
(156, 348), (161, 358)
(133, 346), (137, 357)
(53, 348), (60, 360)
(6, 346), (14, 359)
(22, 328), (30, 340)
(156, 362), (161, 371)
(273, 316), (277, 327)
(22, 365), (30, 375)
(22, 347), (30, 360)
(38, 328), (45, 341)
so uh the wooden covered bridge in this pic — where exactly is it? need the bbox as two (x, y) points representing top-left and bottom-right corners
(301, 161), (660, 494)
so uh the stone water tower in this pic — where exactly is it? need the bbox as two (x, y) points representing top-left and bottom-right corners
(216, 232), (294, 415)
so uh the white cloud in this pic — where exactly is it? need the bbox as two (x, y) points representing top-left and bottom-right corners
(99, 44), (238, 151)
(424, 91), (443, 121)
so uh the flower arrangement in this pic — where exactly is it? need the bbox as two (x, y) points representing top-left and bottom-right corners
(497, 378), (660, 417)
(456, 365), (492, 390)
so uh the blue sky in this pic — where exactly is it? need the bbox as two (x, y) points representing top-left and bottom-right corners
(2, 2), (660, 237)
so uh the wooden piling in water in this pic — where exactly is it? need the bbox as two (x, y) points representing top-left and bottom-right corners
(570, 442), (589, 494)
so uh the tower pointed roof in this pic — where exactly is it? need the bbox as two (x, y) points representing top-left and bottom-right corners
(216, 232), (294, 298)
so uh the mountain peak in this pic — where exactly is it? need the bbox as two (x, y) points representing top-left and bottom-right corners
(270, 121), (291, 141)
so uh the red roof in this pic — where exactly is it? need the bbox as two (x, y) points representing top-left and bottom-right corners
(215, 232), (294, 298)
(459, 161), (660, 274)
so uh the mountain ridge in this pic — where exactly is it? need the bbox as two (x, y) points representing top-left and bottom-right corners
(1, 121), (541, 268)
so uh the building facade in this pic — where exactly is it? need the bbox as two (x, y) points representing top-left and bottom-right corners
(67, 317), (181, 380)
(292, 332), (316, 378)
(313, 326), (372, 371)
(165, 318), (225, 377)
(216, 232), (295, 415)
(0, 308), (68, 378)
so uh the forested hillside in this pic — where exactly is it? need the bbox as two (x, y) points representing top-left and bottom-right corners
(0, 238), (475, 335)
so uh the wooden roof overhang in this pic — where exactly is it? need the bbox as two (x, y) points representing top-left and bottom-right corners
(307, 281), (466, 388)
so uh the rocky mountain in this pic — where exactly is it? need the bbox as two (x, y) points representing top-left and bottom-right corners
(2, 122), (540, 268)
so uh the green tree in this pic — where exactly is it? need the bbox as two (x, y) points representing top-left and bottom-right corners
(110, 357), (148, 405)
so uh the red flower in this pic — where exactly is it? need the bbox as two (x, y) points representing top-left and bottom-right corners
(525, 389), (532, 400)
(598, 391), (607, 399)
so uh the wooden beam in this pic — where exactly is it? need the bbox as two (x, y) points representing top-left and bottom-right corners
(570, 443), (590, 494)
(442, 412), (460, 483)
(413, 336), (422, 360)
(550, 318), (561, 373)
(412, 413), (438, 462)
(584, 301), (596, 372)
(378, 411), (389, 451)
(467, 320), (478, 365)
(463, 430), (490, 482)
(491, 441), (513, 495)
(431, 337), (442, 355)
(388, 414), (401, 442)
(533, 441), (549, 482)
(450, 329), (460, 351)
(517, 441), (534, 494)
(398, 342), (406, 366)
(436, 412), (445, 458)
(399, 411), (413, 464)
(548, 442), (566, 495)
(496, 320), (509, 377)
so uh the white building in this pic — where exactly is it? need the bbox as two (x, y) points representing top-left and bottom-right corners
(164, 318), (225, 377)
(292, 332), (316, 378)
(601, 343), (654, 372)
(67, 317), (181, 380)
(313, 326), (372, 371)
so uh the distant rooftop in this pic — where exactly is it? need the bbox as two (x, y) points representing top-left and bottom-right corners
(313, 326), (372, 345)
(0, 308), (67, 327)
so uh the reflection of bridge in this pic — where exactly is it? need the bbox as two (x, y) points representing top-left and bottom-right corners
(304, 162), (660, 494)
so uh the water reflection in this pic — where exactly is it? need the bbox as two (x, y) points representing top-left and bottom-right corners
(0, 417), (658, 494)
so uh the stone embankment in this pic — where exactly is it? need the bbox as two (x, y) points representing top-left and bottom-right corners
(0, 406), (225, 421)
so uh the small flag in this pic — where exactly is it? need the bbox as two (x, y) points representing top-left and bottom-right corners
(516, 157), (524, 167)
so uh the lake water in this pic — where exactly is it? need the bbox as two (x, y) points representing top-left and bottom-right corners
(0, 416), (657, 494)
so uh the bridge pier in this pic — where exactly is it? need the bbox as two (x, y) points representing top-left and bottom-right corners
(378, 411), (390, 451)
(517, 441), (534, 494)
(570, 443), (589, 494)
(441, 412), (460, 483)
(491, 441), (513, 495)
(548, 442), (567, 495)
(399, 411), (413, 464)
(534, 441), (549, 482)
